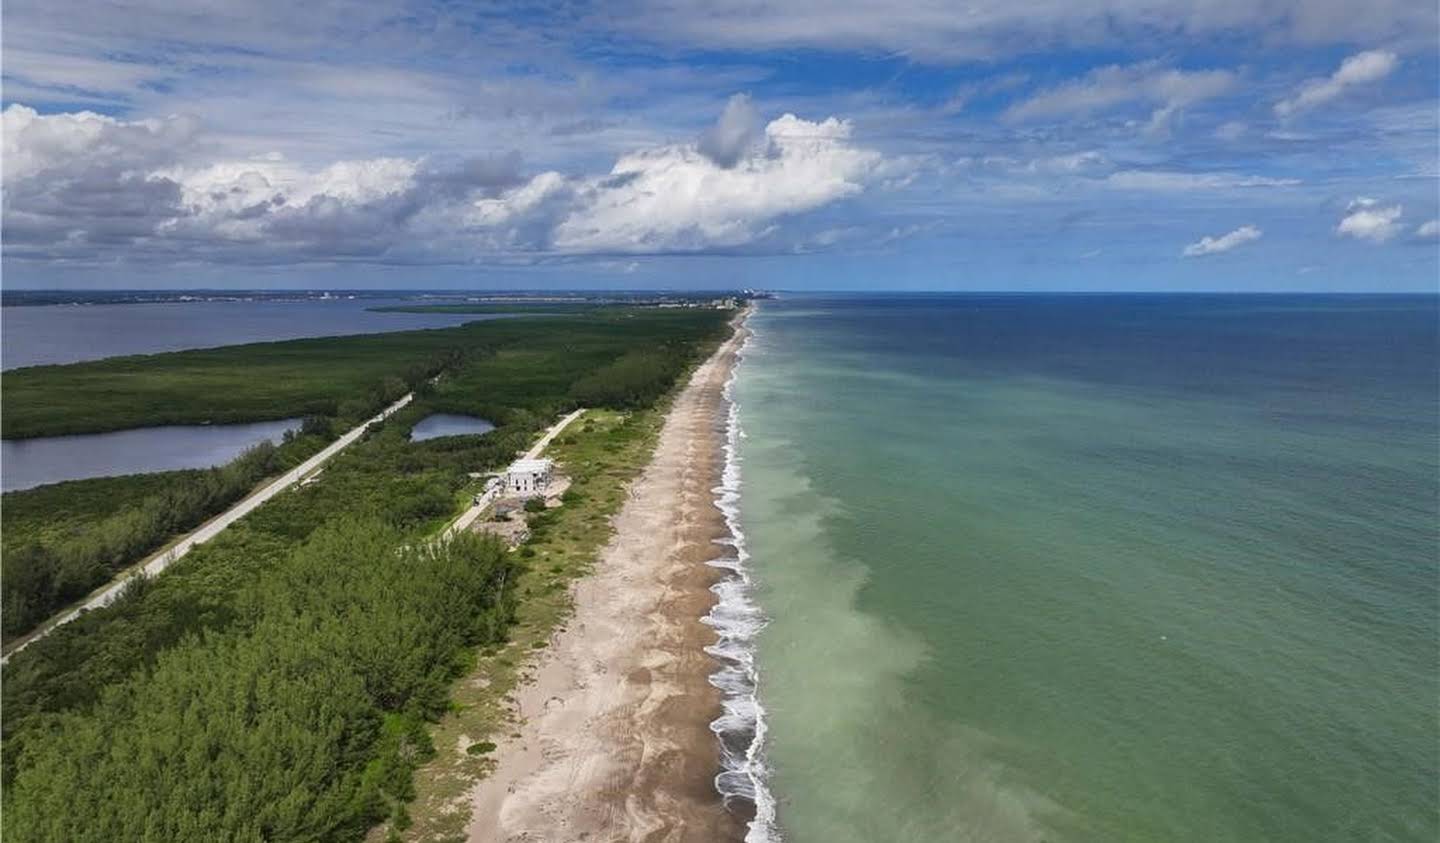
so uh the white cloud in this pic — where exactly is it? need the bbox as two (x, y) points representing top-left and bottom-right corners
(1275, 50), (1398, 117)
(1214, 121), (1247, 141)
(1027, 151), (1109, 173)
(1414, 220), (1439, 239)
(1106, 170), (1300, 190)
(2, 105), (200, 183)
(1336, 197), (1404, 242)
(1182, 225), (1262, 256)
(616, 0), (1436, 62)
(1004, 62), (1234, 127)
(2, 101), (883, 262)
(549, 113), (882, 252)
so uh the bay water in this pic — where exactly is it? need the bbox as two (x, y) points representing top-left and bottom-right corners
(1, 298), (503, 370)
(733, 295), (1437, 842)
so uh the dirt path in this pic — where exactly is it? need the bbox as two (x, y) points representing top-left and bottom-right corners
(466, 314), (749, 843)
(443, 408), (586, 540)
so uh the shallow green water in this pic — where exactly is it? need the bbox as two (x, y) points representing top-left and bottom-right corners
(735, 296), (1437, 842)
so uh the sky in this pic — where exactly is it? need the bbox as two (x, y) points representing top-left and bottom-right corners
(2, 0), (1438, 291)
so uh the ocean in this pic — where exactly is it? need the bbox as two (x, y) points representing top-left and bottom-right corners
(729, 295), (1438, 842)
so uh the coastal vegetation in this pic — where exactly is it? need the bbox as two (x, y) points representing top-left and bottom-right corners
(1, 309), (727, 642)
(0, 437), (311, 641)
(1, 335), (458, 439)
(368, 302), (599, 315)
(397, 405), (670, 839)
(6, 523), (518, 842)
(1, 306), (732, 841)
(1, 310), (722, 439)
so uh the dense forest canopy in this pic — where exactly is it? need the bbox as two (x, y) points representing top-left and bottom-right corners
(1, 306), (733, 841)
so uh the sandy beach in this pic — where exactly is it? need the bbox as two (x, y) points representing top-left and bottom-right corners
(465, 312), (750, 843)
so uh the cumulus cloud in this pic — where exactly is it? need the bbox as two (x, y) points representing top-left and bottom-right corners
(1416, 220), (1440, 239)
(1182, 225), (1262, 256)
(549, 113), (881, 252)
(2, 100), (882, 263)
(698, 93), (768, 168)
(2, 105), (200, 255)
(1335, 197), (1403, 242)
(1275, 50), (1398, 117)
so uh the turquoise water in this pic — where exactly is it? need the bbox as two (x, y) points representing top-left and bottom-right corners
(734, 296), (1437, 842)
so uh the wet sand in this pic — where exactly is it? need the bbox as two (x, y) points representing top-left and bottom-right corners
(466, 312), (750, 842)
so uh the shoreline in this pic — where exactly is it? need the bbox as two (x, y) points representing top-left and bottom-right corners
(465, 310), (752, 842)
(705, 320), (776, 837)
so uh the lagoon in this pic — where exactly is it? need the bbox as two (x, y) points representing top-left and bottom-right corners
(1, 418), (300, 492)
(408, 414), (496, 442)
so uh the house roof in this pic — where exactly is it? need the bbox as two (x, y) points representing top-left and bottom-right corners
(507, 458), (553, 474)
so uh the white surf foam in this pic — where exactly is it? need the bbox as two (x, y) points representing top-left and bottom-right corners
(704, 326), (780, 842)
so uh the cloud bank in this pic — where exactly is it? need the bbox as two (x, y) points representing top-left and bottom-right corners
(619, 0), (1436, 61)
(2, 102), (883, 264)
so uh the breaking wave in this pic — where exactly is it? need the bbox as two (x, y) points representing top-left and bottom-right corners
(704, 325), (779, 842)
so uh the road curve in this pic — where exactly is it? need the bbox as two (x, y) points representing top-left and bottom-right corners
(2, 393), (416, 663)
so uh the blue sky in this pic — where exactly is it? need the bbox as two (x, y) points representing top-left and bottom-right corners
(3, 0), (1437, 291)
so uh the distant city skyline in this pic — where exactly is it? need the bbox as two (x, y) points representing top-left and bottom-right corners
(3, 1), (1438, 291)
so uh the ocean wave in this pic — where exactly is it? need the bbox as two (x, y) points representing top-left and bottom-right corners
(704, 326), (780, 842)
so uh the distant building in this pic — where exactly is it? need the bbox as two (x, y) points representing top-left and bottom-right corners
(504, 458), (553, 497)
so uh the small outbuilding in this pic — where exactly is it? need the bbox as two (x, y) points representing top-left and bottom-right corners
(504, 458), (553, 497)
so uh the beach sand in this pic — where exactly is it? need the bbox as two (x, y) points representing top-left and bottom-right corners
(465, 314), (750, 843)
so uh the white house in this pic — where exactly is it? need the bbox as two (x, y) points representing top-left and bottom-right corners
(504, 458), (553, 497)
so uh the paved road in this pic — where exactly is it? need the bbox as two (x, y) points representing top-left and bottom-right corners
(524, 408), (586, 460)
(2, 393), (416, 663)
